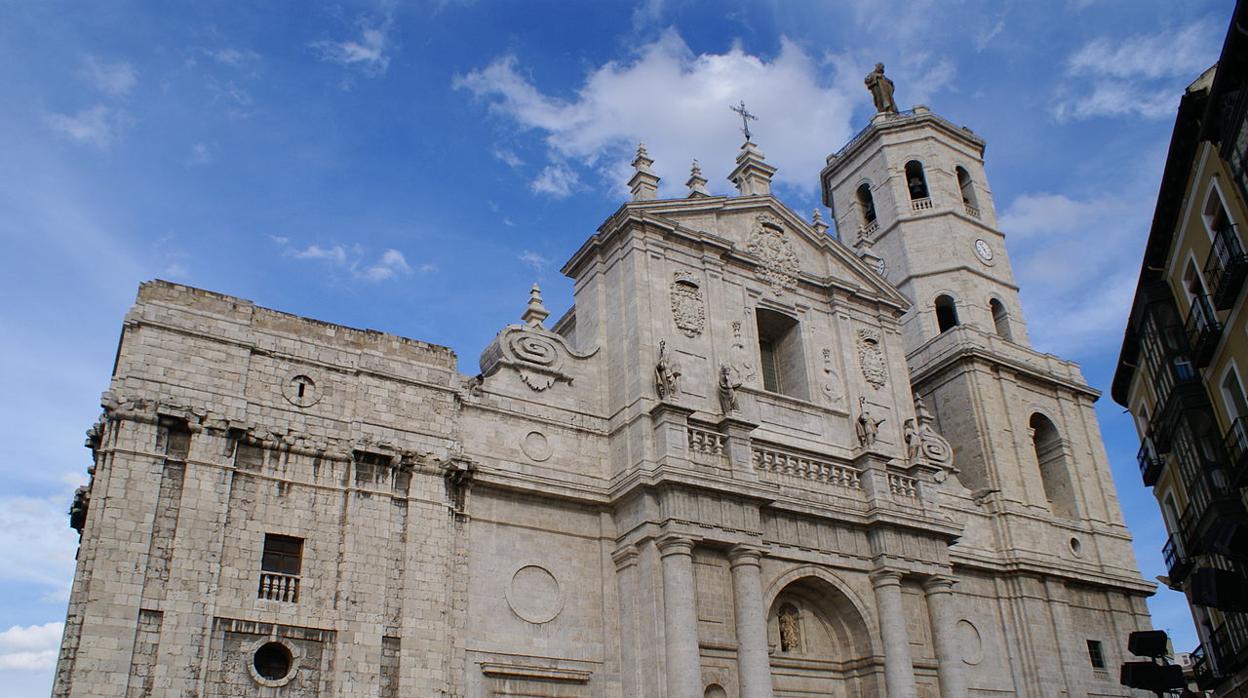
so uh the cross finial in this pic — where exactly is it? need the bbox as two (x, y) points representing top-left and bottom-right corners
(730, 100), (758, 142)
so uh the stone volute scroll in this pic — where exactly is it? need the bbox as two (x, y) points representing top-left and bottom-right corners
(908, 396), (954, 471)
(479, 284), (597, 392)
(655, 339), (681, 400)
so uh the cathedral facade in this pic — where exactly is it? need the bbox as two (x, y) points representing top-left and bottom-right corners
(55, 102), (1153, 697)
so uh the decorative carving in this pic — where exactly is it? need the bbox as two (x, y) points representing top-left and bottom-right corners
(655, 340), (681, 399)
(521, 431), (552, 462)
(480, 323), (596, 393)
(717, 364), (741, 414)
(778, 603), (802, 653)
(729, 318), (757, 384)
(506, 565), (563, 624)
(855, 397), (885, 448)
(669, 272), (705, 338)
(821, 348), (843, 405)
(746, 214), (801, 294)
(910, 396), (953, 467)
(856, 328), (887, 389)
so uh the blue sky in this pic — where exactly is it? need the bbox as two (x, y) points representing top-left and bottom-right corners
(0, 0), (1234, 693)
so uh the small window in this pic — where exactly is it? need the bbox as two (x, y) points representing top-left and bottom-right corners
(756, 308), (809, 399)
(989, 298), (1011, 340)
(1222, 365), (1248, 422)
(905, 161), (929, 200)
(856, 183), (877, 225)
(1086, 639), (1106, 669)
(1204, 186), (1233, 240)
(262, 534), (303, 576)
(935, 295), (959, 333)
(254, 641), (294, 681)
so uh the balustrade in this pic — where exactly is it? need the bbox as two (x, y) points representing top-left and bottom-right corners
(751, 445), (862, 490)
(258, 572), (300, 603)
(911, 197), (933, 212)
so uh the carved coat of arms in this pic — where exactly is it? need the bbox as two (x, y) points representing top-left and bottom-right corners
(669, 272), (705, 338)
(856, 328), (887, 390)
(746, 214), (801, 294)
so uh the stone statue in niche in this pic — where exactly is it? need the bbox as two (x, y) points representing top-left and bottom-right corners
(717, 364), (742, 414)
(669, 272), (705, 338)
(778, 603), (802, 653)
(904, 419), (921, 461)
(655, 340), (681, 399)
(856, 396), (885, 447)
(857, 328), (888, 390)
(864, 62), (898, 114)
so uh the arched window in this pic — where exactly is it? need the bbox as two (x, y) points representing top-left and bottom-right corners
(957, 166), (979, 216)
(1030, 413), (1077, 518)
(935, 295), (959, 333)
(905, 161), (929, 200)
(990, 298), (1011, 340)
(856, 183), (877, 225)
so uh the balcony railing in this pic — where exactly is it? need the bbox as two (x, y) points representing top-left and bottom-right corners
(888, 473), (919, 499)
(910, 197), (933, 213)
(687, 426), (728, 467)
(1137, 437), (1164, 487)
(1206, 224), (1248, 310)
(1193, 643), (1216, 690)
(858, 219), (880, 241)
(1163, 534), (1195, 584)
(1225, 416), (1248, 487)
(1210, 612), (1248, 678)
(1185, 293), (1223, 368)
(752, 445), (862, 491)
(258, 572), (300, 602)
(963, 203), (981, 218)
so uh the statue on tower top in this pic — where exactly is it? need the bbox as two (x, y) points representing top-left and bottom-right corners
(864, 63), (898, 114)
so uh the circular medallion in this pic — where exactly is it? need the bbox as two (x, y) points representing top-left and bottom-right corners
(956, 620), (983, 665)
(506, 564), (563, 624)
(282, 370), (323, 408)
(875, 257), (887, 275)
(521, 431), (552, 462)
(245, 638), (301, 687)
(974, 239), (994, 262)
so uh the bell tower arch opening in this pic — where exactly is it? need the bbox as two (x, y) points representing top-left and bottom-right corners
(1030, 412), (1078, 518)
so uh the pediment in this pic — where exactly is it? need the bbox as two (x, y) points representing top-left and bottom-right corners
(628, 196), (908, 308)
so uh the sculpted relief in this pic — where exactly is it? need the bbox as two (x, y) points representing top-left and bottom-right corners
(856, 328), (888, 390)
(746, 214), (801, 294)
(669, 272), (705, 338)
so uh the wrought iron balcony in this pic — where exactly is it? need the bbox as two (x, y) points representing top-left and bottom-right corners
(1206, 224), (1248, 310)
(1193, 643), (1217, 690)
(1185, 293), (1223, 368)
(1210, 612), (1248, 678)
(1150, 377), (1206, 454)
(1138, 437), (1164, 487)
(1163, 534), (1195, 585)
(1226, 416), (1248, 487)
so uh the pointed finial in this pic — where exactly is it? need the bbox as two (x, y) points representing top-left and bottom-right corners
(727, 139), (776, 197)
(521, 283), (550, 328)
(686, 159), (710, 197)
(811, 208), (829, 235)
(628, 142), (660, 201)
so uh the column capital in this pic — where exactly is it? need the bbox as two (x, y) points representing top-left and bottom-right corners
(612, 544), (640, 570)
(869, 568), (905, 588)
(727, 544), (764, 568)
(656, 534), (696, 558)
(922, 575), (957, 594)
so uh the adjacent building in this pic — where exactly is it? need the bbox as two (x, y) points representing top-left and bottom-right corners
(56, 88), (1154, 696)
(1112, 1), (1248, 693)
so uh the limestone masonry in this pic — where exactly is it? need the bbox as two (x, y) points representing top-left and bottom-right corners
(55, 102), (1154, 697)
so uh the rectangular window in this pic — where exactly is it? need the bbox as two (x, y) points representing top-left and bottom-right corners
(1087, 639), (1106, 669)
(261, 534), (303, 576)
(759, 338), (780, 393)
(755, 308), (808, 399)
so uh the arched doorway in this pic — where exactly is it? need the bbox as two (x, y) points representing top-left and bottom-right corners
(767, 575), (880, 696)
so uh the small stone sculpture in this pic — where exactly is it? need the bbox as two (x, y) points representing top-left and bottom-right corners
(865, 63), (898, 114)
(717, 364), (741, 414)
(855, 396), (885, 447)
(778, 604), (802, 653)
(655, 340), (681, 399)
(904, 418), (921, 461)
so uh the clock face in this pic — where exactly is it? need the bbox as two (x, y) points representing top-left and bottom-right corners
(974, 239), (994, 262)
(875, 257), (886, 275)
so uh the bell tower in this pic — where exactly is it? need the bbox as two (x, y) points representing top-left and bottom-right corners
(820, 106), (1029, 353)
(818, 102), (1147, 696)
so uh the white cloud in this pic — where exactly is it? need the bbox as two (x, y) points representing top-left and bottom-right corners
(493, 148), (524, 168)
(1053, 18), (1222, 122)
(455, 30), (862, 198)
(188, 143), (213, 166)
(0, 496), (79, 603)
(311, 18), (392, 76)
(531, 164), (579, 198)
(0, 623), (63, 671)
(207, 48), (259, 67)
(78, 56), (136, 97)
(45, 106), (130, 150)
(276, 239), (428, 282)
(519, 250), (550, 272)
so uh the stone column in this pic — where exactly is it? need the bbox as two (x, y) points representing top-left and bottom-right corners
(870, 569), (917, 698)
(728, 546), (774, 698)
(923, 576), (968, 698)
(658, 535), (702, 698)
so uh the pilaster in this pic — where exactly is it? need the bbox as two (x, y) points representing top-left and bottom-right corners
(728, 546), (773, 698)
(658, 535), (702, 698)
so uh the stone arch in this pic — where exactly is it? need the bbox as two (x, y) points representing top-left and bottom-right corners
(763, 567), (881, 695)
(1030, 411), (1078, 518)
